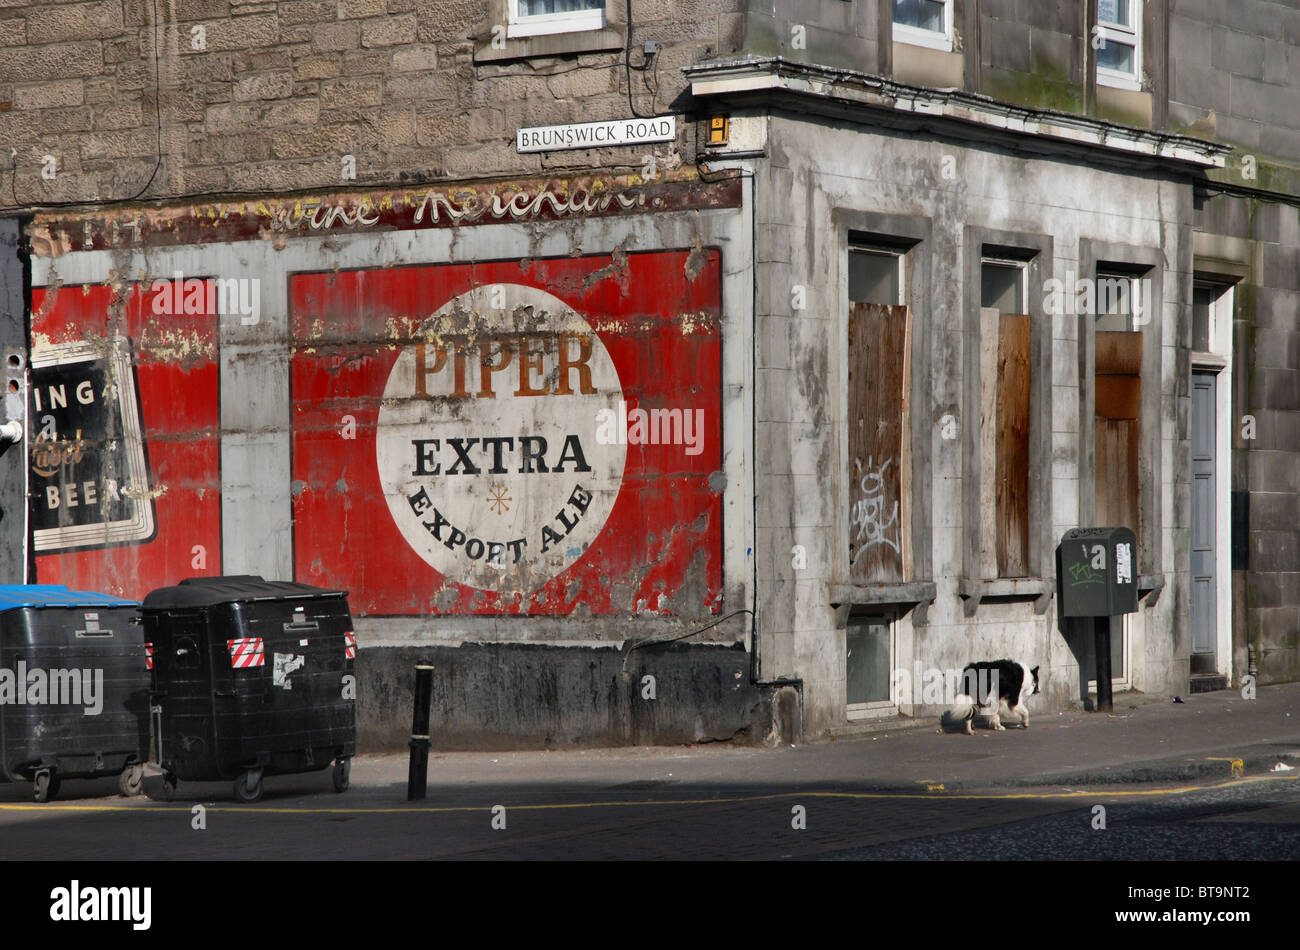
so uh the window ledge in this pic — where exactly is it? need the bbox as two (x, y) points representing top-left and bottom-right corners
(829, 581), (936, 609)
(1096, 70), (1142, 93)
(892, 24), (953, 53)
(1138, 573), (1163, 606)
(474, 26), (624, 64)
(957, 577), (1054, 616)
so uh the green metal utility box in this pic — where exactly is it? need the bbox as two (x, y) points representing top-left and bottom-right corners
(1056, 527), (1138, 617)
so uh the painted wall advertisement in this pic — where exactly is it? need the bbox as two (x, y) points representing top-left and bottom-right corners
(28, 237), (724, 618)
(291, 249), (724, 616)
(29, 282), (221, 596)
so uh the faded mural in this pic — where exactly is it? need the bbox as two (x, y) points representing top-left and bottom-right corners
(29, 281), (221, 595)
(26, 176), (734, 619)
(290, 250), (724, 616)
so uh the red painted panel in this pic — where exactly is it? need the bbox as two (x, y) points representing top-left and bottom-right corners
(290, 250), (723, 617)
(30, 282), (221, 598)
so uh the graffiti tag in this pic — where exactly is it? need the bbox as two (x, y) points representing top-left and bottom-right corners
(1068, 561), (1103, 584)
(849, 455), (899, 560)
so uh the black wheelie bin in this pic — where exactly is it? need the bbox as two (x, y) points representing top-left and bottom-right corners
(0, 585), (151, 802)
(142, 575), (357, 802)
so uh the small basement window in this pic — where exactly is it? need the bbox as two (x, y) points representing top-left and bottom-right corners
(846, 616), (894, 710)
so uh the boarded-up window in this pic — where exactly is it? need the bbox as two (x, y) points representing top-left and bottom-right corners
(847, 302), (910, 583)
(1095, 330), (1141, 533)
(979, 307), (1031, 577)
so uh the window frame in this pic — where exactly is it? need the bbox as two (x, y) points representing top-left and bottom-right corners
(1094, 270), (1144, 332)
(849, 245), (907, 307)
(978, 255), (1033, 580)
(891, 0), (954, 54)
(845, 613), (898, 717)
(1087, 615), (1133, 693)
(1191, 280), (1232, 360)
(1188, 274), (1236, 687)
(1090, 261), (1152, 693)
(845, 240), (912, 586)
(1095, 0), (1142, 91)
(507, 0), (605, 39)
(980, 256), (1028, 315)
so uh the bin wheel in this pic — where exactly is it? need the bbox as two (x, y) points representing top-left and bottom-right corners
(119, 763), (145, 797)
(234, 769), (263, 804)
(332, 758), (350, 793)
(34, 770), (60, 803)
(160, 775), (176, 802)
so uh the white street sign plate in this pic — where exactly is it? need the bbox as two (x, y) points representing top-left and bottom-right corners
(516, 116), (676, 153)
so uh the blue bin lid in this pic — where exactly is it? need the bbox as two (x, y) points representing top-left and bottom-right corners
(0, 585), (140, 612)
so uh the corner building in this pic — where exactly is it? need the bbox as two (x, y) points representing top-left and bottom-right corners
(1, 0), (1296, 747)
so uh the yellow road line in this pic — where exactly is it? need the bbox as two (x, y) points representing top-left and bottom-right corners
(0, 772), (1292, 815)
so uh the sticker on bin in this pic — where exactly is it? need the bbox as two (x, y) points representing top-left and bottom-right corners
(228, 637), (266, 668)
(344, 631), (357, 659)
(145, 642), (153, 671)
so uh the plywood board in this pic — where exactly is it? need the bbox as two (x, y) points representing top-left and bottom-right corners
(996, 313), (1031, 577)
(848, 302), (909, 584)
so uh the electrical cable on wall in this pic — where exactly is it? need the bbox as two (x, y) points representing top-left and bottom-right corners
(624, 0), (655, 118)
(6, 0), (163, 210)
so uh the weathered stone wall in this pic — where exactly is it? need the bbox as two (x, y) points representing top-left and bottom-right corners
(0, 0), (743, 205)
(1170, 0), (1300, 685)
(757, 111), (1194, 737)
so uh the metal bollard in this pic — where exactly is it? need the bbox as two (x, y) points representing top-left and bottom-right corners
(407, 664), (435, 801)
(1094, 617), (1113, 713)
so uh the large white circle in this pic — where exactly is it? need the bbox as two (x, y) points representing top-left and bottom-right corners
(377, 284), (626, 594)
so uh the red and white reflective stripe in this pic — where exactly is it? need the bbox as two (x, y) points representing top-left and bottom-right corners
(344, 631), (357, 659)
(228, 637), (265, 668)
(145, 642), (153, 671)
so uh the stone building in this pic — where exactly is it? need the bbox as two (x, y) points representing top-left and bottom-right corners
(0, 0), (1294, 748)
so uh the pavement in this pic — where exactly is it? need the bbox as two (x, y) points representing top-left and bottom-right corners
(6, 680), (1298, 808)
(338, 680), (1300, 801)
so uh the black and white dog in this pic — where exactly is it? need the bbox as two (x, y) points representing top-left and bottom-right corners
(940, 660), (1040, 734)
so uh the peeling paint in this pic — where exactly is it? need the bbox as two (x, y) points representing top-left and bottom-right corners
(119, 483), (168, 501)
(28, 173), (743, 256)
(290, 249), (723, 618)
(684, 236), (709, 281)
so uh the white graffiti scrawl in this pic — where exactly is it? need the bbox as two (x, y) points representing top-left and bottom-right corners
(850, 455), (900, 561)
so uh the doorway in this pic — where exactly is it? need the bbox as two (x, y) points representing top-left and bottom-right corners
(1190, 370), (1217, 674)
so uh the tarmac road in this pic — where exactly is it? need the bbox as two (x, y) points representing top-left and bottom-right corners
(1, 755), (1296, 861)
(2, 682), (1296, 861)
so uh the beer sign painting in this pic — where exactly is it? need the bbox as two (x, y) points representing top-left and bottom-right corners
(290, 249), (724, 617)
(29, 336), (153, 552)
(377, 282), (627, 595)
(28, 282), (222, 595)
